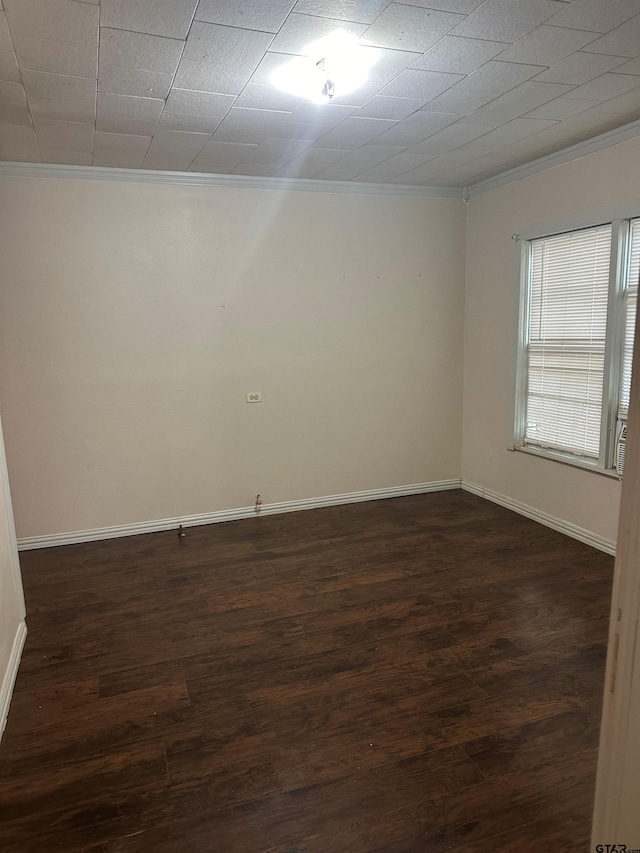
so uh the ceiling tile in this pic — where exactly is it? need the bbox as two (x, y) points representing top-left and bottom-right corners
(11, 31), (97, 77)
(312, 166), (364, 180)
(234, 83), (307, 112)
(363, 4), (465, 53)
(378, 69), (463, 100)
(99, 28), (184, 75)
(272, 146), (347, 177)
(241, 136), (314, 165)
(196, 0), (295, 31)
(165, 89), (236, 116)
(0, 122), (38, 148)
(350, 169), (402, 182)
(395, 0), (484, 10)
(523, 95), (601, 118)
(364, 47), (423, 85)
(271, 162), (321, 178)
(388, 155), (455, 182)
(569, 72), (640, 100)
(292, 1), (389, 25)
(92, 149), (145, 168)
(156, 111), (224, 134)
(3, 0), (97, 43)
(372, 109), (459, 144)
(0, 0), (636, 185)
(96, 91), (164, 135)
(145, 129), (210, 159)
(192, 139), (258, 167)
(454, 116), (558, 149)
(210, 107), (291, 143)
(579, 89), (640, 116)
(100, 0), (199, 40)
(40, 148), (92, 165)
(285, 102), (356, 125)
(141, 153), (196, 170)
(312, 115), (396, 148)
(0, 102), (32, 125)
(495, 130), (564, 159)
(408, 149), (484, 175)
(0, 78), (27, 107)
(268, 121), (326, 140)
(333, 143), (406, 169)
(582, 14), (640, 57)
(29, 98), (96, 123)
(495, 25), (599, 65)
(231, 163), (279, 176)
(98, 65), (173, 99)
(550, 109), (627, 134)
(545, 0), (640, 34)
(269, 13), (366, 54)
(249, 51), (299, 86)
(0, 10), (12, 50)
(463, 60), (547, 92)
(386, 146), (450, 169)
(22, 69), (96, 105)
(304, 162), (365, 179)
(0, 149), (40, 161)
(0, 48), (19, 83)
(428, 152), (515, 182)
(412, 36), (510, 74)
(34, 118), (95, 152)
(411, 121), (496, 152)
(450, 0), (567, 42)
(94, 131), (151, 152)
(463, 80), (574, 124)
(216, 107), (292, 133)
(353, 152), (436, 181)
(173, 22), (273, 95)
(613, 56), (640, 76)
(421, 85), (501, 114)
(355, 95), (424, 119)
(532, 51), (628, 84)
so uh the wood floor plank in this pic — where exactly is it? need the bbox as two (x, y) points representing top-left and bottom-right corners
(0, 491), (613, 852)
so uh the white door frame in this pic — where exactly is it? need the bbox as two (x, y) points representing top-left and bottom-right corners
(0, 412), (25, 620)
(592, 305), (640, 849)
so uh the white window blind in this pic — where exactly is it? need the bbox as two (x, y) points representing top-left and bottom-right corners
(620, 218), (640, 418)
(525, 224), (612, 458)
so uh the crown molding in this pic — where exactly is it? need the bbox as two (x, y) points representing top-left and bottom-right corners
(0, 160), (464, 199)
(3, 116), (638, 200)
(468, 118), (640, 198)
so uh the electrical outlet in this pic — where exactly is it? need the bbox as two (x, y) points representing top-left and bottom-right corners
(246, 392), (262, 403)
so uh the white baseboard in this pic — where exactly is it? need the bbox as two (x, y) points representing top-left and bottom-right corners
(461, 481), (616, 556)
(0, 620), (27, 742)
(17, 479), (462, 550)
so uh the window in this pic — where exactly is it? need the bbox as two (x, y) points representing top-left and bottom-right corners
(515, 209), (640, 475)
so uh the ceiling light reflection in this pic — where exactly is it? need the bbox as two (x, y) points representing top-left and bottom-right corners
(271, 32), (379, 104)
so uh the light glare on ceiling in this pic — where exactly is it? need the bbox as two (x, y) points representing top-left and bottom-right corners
(271, 32), (379, 105)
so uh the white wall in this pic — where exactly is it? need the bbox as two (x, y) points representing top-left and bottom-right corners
(463, 137), (640, 545)
(0, 176), (466, 539)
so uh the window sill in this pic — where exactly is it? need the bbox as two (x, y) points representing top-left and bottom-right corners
(508, 444), (621, 480)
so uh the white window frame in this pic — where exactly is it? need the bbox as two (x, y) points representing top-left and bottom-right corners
(512, 200), (640, 478)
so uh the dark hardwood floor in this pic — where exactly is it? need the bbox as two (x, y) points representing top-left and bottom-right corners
(0, 490), (614, 852)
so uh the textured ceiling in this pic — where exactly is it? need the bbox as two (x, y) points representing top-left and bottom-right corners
(1, 0), (640, 187)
